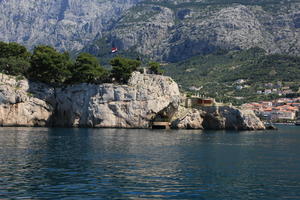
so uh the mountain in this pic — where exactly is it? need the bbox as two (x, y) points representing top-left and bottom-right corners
(1, 0), (300, 105)
(88, 0), (300, 62)
(0, 0), (142, 51)
(2, 0), (299, 61)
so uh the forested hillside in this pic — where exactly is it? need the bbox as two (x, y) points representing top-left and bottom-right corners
(163, 48), (300, 104)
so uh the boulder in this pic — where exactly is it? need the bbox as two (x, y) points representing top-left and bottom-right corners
(202, 106), (265, 130)
(171, 108), (204, 129)
(0, 74), (53, 126)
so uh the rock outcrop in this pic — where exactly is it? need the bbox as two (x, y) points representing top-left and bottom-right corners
(171, 108), (204, 129)
(0, 74), (53, 126)
(202, 106), (266, 130)
(91, 1), (300, 61)
(171, 106), (265, 130)
(0, 72), (180, 128)
(0, 72), (265, 130)
(0, 0), (142, 51)
(53, 72), (180, 128)
(1, 0), (299, 62)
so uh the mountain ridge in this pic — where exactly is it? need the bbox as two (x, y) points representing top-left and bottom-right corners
(0, 0), (142, 51)
(87, 0), (300, 62)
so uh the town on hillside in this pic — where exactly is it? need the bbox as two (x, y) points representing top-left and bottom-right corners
(242, 97), (300, 123)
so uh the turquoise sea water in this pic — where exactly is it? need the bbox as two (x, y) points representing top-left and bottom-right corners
(0, 126), (300, 199)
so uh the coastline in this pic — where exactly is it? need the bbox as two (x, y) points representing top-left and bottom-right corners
(0, 72), (265, 130)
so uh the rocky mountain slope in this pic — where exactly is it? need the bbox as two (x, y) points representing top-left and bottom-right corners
(89, 0), (300, 62)
(0, 0), (142, 51)
(1, 0), (299, 62)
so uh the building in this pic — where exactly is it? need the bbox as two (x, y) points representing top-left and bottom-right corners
(185, 97), (216, 108)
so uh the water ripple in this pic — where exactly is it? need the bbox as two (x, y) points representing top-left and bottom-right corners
(0, 127), (300, 199)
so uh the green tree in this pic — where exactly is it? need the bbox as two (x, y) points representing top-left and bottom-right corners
(29, 45), (72, 85)
(0, 57), (30, 76)
(148, 62), (163, 74)
(69, 53), (107, 84)
(0, 41), (31, 60)
(0, 42), (31, 76)
(110, 57), (141, 83)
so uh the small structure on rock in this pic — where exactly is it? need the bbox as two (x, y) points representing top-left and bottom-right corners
(185, 96), (216, 108)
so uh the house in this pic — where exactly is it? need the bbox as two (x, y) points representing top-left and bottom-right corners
(236, 85), (243, 90)
(264, 89), (272, 95)
(185, 97), (216, 108)
(234, 79), (246, 84)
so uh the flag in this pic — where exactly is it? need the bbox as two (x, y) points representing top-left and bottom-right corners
(111, 47), (118, 53)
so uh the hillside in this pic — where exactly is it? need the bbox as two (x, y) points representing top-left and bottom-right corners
(1, 0), (300, 105)
(163, 48), (300, 105)
(87, 0), (300, 62)
(1, 0), (299, 61)
(0, 0), (142, 51)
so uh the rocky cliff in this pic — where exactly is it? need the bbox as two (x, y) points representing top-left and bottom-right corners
(1, 0), (299, 62)
(0, 72), (180, 128)
(90, 0), (300, 62)
(0, 0), (142, 51)
(0, 72), (265, 130)
(171, 106), (265, 130)
(0, 74), (54, 126)
(53, 72), (180, 128)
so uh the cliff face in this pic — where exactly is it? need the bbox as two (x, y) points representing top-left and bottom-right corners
(1, 0), (299, 62)
(0, 0), (141, 51)
(0, 72), (264, 130)
(53, 72), (181, 128)
(171, 106), (265, 130)
(0, 72), (180, 128)
(0, 74), (53, 126)
(91, 1), (300, 61)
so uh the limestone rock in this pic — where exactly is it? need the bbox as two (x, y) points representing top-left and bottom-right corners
(171, 108), (204, 129)
(0, 72), (264, 130)
(0, 0), (142, 51)
(91, 2), (300, 61)
(0, 74), (53, 126)
(52, 72), (181, 128)
(172, 105), (265, 130)
(202, 106), (265, 130)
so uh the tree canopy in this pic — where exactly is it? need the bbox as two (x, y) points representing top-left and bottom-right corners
(110, 57), (141, 83)
(29, 46), (72, 85)
(69, 53), (107, 84)
(0, 42), (31, 76)
(0, 41), (31, 60)
(0, 41), (162, 86)
(148, 62), (163, 74)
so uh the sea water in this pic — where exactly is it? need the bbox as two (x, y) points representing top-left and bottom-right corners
(0, 126), (299, 199)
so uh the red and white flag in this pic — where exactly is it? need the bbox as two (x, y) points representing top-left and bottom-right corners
(111, 47), (118, 53)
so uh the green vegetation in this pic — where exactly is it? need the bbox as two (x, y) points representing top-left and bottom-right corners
(83, 37), (148, 66)
(111, 57), (141, 83)
(148, 62), (164, 75)
(0, 41), (155, 86)
(69, 53), (108, 84)
(0, 41), (31, 76)
(29, 46), (72, 85)
(163, 47), (300, 105)
(2, 41), (300, 106)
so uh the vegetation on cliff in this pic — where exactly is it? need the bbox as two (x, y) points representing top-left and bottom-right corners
(0, 41), (162, 85)
(1, 41), (300, 106)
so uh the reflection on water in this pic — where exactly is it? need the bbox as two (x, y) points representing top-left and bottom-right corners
(0, 127), (300, 199)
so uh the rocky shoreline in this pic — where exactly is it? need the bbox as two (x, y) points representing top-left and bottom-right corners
(0, 72), (265, 130)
